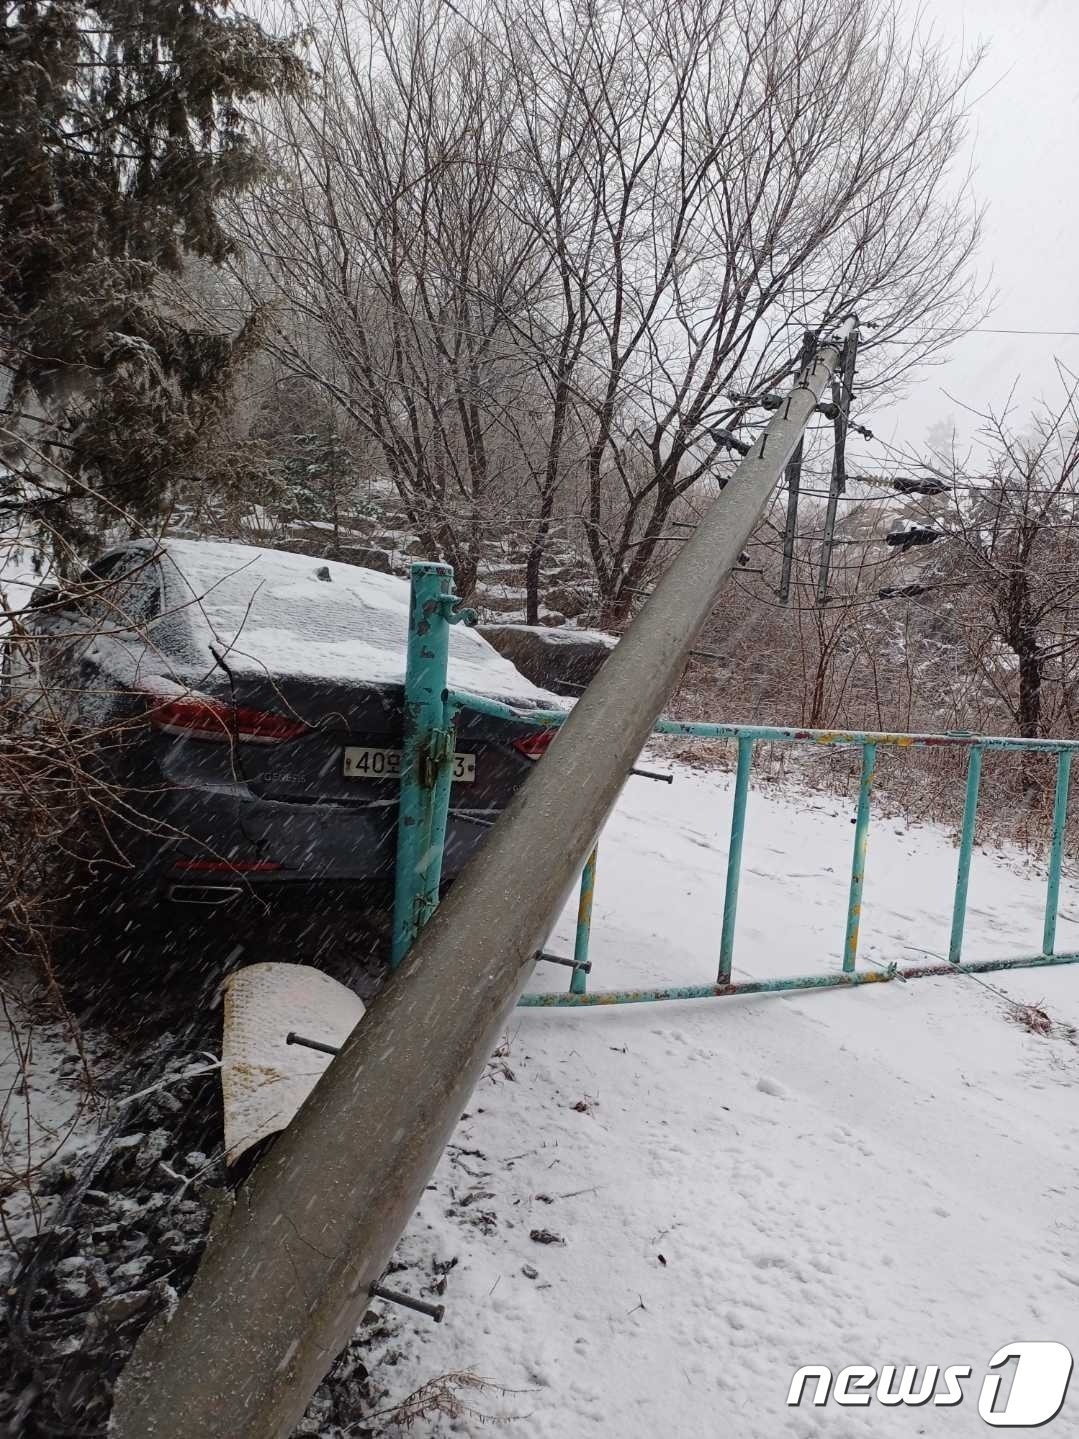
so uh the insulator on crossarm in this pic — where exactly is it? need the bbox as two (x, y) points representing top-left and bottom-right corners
(727, 392), (784, 410)
(891, 477), (949, 496)
(708, 427), (752, 457)
(885, 526), (939, 552)
(878, 583), (928, 599)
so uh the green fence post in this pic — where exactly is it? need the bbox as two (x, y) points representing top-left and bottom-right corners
(569, 848), (598, 994)
(718, 735), (754, 983)
(948, 745), (983, 966)
(1043, 749), (1073, 956)
(842, 742), (876, 973)
(391, 562), (454, 970)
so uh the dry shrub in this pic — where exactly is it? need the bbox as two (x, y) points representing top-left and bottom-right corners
(1006, 1001), (1077, 1045)
(375, 1371), (529, 1430)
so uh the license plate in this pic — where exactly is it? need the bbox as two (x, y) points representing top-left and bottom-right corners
(342, 746), (476, 783)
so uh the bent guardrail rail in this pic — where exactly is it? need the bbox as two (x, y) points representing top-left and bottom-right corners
(393, 627), (1079, 1007)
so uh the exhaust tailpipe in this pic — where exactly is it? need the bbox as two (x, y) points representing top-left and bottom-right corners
(166, 883), (244, 907)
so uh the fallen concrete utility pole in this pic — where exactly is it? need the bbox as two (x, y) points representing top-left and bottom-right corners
(112, 317), (857, 1439)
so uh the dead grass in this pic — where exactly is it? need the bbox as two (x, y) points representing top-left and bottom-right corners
(1006, 999), (1078, 1045)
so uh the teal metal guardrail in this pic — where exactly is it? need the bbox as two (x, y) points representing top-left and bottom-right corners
(392, 564), (1079, 1006)
(390, 562), (479, 968)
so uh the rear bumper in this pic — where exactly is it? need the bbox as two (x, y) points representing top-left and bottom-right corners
(100, 781), (496, 904)
(160, 874), (396, 914)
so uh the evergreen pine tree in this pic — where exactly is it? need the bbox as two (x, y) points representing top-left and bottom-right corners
(0, 0), (305, 557)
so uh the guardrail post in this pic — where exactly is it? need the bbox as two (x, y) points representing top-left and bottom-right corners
(842, 742), (876, 972)
(949, 744), (983, 966)
(390, 562), (455, 969)
(718, 735), (753, 983)
(1043, 749), (1073, 956)
(570, 849), (598, 994)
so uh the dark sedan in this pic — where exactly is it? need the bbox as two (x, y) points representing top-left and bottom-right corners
(5, 538), (558, 944)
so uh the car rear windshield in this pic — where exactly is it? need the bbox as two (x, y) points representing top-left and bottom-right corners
(159, 539), (556, 704)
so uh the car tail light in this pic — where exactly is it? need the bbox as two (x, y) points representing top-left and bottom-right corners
(171, 857), (284, 873)
(512, 728), (557, 761)
(146, 690), (307, 744)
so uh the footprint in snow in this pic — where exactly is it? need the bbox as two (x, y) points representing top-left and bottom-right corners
(752, 1252), (789, 1270)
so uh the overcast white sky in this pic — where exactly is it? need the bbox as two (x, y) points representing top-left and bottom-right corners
(872, 0), (1079, 457)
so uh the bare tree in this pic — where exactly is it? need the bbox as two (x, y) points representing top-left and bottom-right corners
(228, 0), (548, 597)
(923, 385), (1079, 742)
(235, 0), (984, 622)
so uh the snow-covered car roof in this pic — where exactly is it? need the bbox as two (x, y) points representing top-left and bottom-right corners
(143, 537), (559, 707)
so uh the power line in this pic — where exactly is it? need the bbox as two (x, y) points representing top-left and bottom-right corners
(728, 572), (971, 613)
(919, 327), (1079, 338)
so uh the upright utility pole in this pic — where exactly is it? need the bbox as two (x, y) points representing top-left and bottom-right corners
(815, 330), (859, 603)
(778, 436), (804, 605)
(112, 318), (858, 1439)
(779, 330), (819, 606)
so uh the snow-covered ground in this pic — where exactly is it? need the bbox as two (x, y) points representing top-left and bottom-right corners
(0, 984), (96, 1244)
(0, 534), (43, 627)
(377, 761), (1079, 1436)
(5, 755), (1079, 1432)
